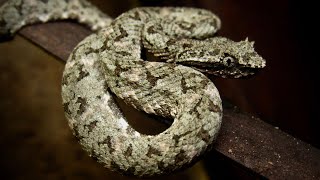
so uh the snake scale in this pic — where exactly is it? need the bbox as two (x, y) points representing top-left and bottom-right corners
(0, 0), (266, 177)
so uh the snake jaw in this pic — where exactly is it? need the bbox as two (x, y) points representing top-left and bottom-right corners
(168, 37), (266, 78)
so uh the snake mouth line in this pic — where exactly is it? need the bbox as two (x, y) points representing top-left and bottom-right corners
(177, 61), (261, 78)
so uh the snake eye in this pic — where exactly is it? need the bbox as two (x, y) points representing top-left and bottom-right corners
(223, 56), (235, 67)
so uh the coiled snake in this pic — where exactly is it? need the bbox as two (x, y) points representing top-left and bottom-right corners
(0, 0), (266, 177)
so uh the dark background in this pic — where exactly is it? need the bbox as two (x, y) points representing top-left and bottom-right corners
(0, 0), (318, 179)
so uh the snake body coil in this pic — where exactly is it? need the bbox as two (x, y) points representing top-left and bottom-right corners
(0, 0), (266, 177)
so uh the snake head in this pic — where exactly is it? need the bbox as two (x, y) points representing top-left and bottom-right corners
(173, 37), (266, 78)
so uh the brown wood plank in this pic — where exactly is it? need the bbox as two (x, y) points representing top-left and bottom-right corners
(18, 22), (320, 179)
(20, 22), (91, 61)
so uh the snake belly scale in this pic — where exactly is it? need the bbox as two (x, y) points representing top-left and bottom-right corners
(0, 0), (266, 177)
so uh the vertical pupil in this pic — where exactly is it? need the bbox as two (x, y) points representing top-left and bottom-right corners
(224, 57), (233, 66)
(226, 58), (231, 66)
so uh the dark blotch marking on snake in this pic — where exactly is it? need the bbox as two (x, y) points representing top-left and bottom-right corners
(173, 131), (192, 145)
(73, 125), (84, 140)
(118, 51), (132, 56)
(192, 97), (203, 119)
(77, 69), (89, 82)
(175, 150), (187, 164)
(242, 52), (257, 64)
(90, 149), (99, 161)
(68, 43), (85, 61)
(76, 97), (87, 115)
(178, 23), (196, 31)
(63, 102), (71, 115)
(147, 25), (157, 34)
(99, 136), (115, 154)
(199, 51), (205, 57)
(180, 77), (188, 93)
(146, 71), (158, 86)
(61, 73), (70, 85)
(157, 161), (176, 172)
(114, 60), (130, 76)
(197, 127), (210, 143)
(182, 43), (193, 49)
(188, 51), (197, 57)
(208, 100), (221, 113)
(180, 76), (197, 93)
(209, 49), (220, 56)
(114, 25), (128, 41)
(124, 144), (133, 157)
(130, 11), (141, 20)
(85, 120), (98, 133)
(146, 146), (162, 157)
(209, 18), (219, 29)
(165, 39), (176, 47)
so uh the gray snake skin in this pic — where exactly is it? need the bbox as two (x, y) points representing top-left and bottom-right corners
(0, 0), (266, 177)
